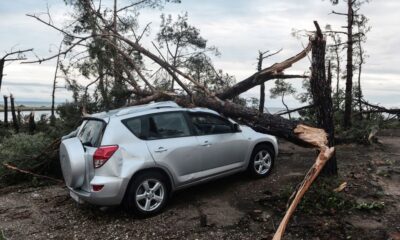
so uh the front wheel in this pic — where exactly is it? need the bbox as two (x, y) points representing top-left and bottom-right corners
(124, 171), (169, 217)
(248, 144), (275, 178)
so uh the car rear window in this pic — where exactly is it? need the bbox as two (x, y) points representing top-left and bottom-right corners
(78, 119), (106, 147)
(123, 117), (146, 139)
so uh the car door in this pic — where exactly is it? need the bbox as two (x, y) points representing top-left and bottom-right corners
(144, 111), (202, 186)
(188, 112), (249, 175)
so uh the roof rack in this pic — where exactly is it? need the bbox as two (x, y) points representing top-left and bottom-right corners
(115, 101), (180, 116)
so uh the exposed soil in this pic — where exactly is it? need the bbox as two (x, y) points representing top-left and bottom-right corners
(0, 135), (399, 240)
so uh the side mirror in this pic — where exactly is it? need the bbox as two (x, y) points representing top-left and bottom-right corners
(232, 123), (241, 132)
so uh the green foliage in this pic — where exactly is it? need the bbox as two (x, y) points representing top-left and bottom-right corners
(292, 179), (354, 215)
(0, 133), (53, 186)
(157, 12), (207, 52)
(270, 79), (296, 99)
(354, 201), (385, 211)
(0, 230), (5, 240)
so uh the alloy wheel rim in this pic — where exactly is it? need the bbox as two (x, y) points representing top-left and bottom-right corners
(135, 179), (165, 212)
(254, 150), (272, 175)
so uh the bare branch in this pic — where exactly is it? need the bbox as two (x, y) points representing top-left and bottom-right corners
(117, 0), (147, 12)
(276, 104), (314, 116)
(1, 48), (34, 60)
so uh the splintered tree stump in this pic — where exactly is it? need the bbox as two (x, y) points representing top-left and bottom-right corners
(272, 125), (335, 240)
(3, 95), (8, 126)
(10, 94), (19, 133)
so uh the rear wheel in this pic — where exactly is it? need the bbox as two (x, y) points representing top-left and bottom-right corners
(248, 144), (275, 178)
(124, 171), (169, 217)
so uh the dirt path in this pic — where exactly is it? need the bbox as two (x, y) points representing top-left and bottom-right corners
(0, 136), (399, 240)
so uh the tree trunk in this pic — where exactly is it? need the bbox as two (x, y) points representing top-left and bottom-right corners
(281, 93), (291, 120)
(343, 0), (354, 129)
(258, 52), (265, 113)
(51, 42), (62, 125)
(334, 36), (341, 110)
(3, 95), (8, 126)
(29, 112), (36, 134)
(0, 59), (4, 92)
(10, 94), (19, 133)
(309, 23), (337, 176)
(357, 34), (363, 119)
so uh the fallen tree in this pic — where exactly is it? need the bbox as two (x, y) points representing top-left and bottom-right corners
(27, 1), (337, 238)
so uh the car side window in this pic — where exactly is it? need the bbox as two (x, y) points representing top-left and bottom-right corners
(147, 112), (191, 140)
(190, 113), (233, 135)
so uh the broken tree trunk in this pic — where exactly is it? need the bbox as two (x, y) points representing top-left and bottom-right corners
(29, 112), (36, 134)
(3, 95), (8, 126)
(272, 22), (337, 240)
(273, 127), (335, 240)
(309, 22), (337, 176)
(10, 94), (19, 133)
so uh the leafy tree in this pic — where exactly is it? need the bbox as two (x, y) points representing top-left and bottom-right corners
(270, 79), (296, 119)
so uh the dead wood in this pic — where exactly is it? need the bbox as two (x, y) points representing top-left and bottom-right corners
(272, 126), (335, 240)
(3, 163), (63, 183)
(10, 94), (19, 133)
(360, 100), (400, 115)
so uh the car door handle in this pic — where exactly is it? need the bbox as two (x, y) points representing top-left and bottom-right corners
(200, 141), (212, 147)
(154, 147), (168, 153)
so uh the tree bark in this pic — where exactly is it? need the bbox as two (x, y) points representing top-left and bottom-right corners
(309, 22), (337, 175)
(343, 0), (354, 129)
(3, 95), (8, 126)
(0, 59), (4, 92)
(29, 112), (36, 134)
(258, 52), (265, 113)
(51, 42), (62, 125)
(10, 94), (19, 133)
(357, 32), (364, 119)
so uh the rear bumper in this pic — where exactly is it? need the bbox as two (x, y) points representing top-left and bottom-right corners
(68, 176), (128, 206)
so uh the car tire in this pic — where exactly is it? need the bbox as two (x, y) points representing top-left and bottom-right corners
(248, 144), (275, 178)
(124, 171), (169, 217)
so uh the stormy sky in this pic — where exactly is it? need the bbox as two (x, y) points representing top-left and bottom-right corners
(1, 0), (399, 108)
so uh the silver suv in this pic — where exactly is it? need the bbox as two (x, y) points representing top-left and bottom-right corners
(60, 101), (278, 216)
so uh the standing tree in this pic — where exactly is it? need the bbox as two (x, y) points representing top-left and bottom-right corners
(354, 14), (370, 117)
(325, 25), (344, 110)
(257, 49), (282, 113)
(270, 79), (296, 119)
(329, 0), (370, 128)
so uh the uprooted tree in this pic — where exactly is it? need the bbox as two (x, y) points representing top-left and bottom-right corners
(24, 1), (338, 238)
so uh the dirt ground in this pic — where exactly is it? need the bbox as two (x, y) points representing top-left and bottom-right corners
(0, 135), (399, 240)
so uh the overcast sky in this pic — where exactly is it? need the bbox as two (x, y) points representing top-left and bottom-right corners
(1, 0), (399, 108)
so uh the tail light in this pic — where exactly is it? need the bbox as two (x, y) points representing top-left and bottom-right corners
(93, 145), (119, 168)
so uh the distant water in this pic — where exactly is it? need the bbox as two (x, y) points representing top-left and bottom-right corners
(0, 101), (58, 121)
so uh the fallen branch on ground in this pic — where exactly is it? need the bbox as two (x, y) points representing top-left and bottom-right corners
(3, 163), (63, 184)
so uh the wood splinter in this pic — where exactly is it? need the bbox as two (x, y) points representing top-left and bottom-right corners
(272, 124), (335, 240)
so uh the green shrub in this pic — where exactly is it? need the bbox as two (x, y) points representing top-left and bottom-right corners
(0, 133), (53, 186)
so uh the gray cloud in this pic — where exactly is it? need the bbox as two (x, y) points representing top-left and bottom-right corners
(1, 0), (399, 108)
